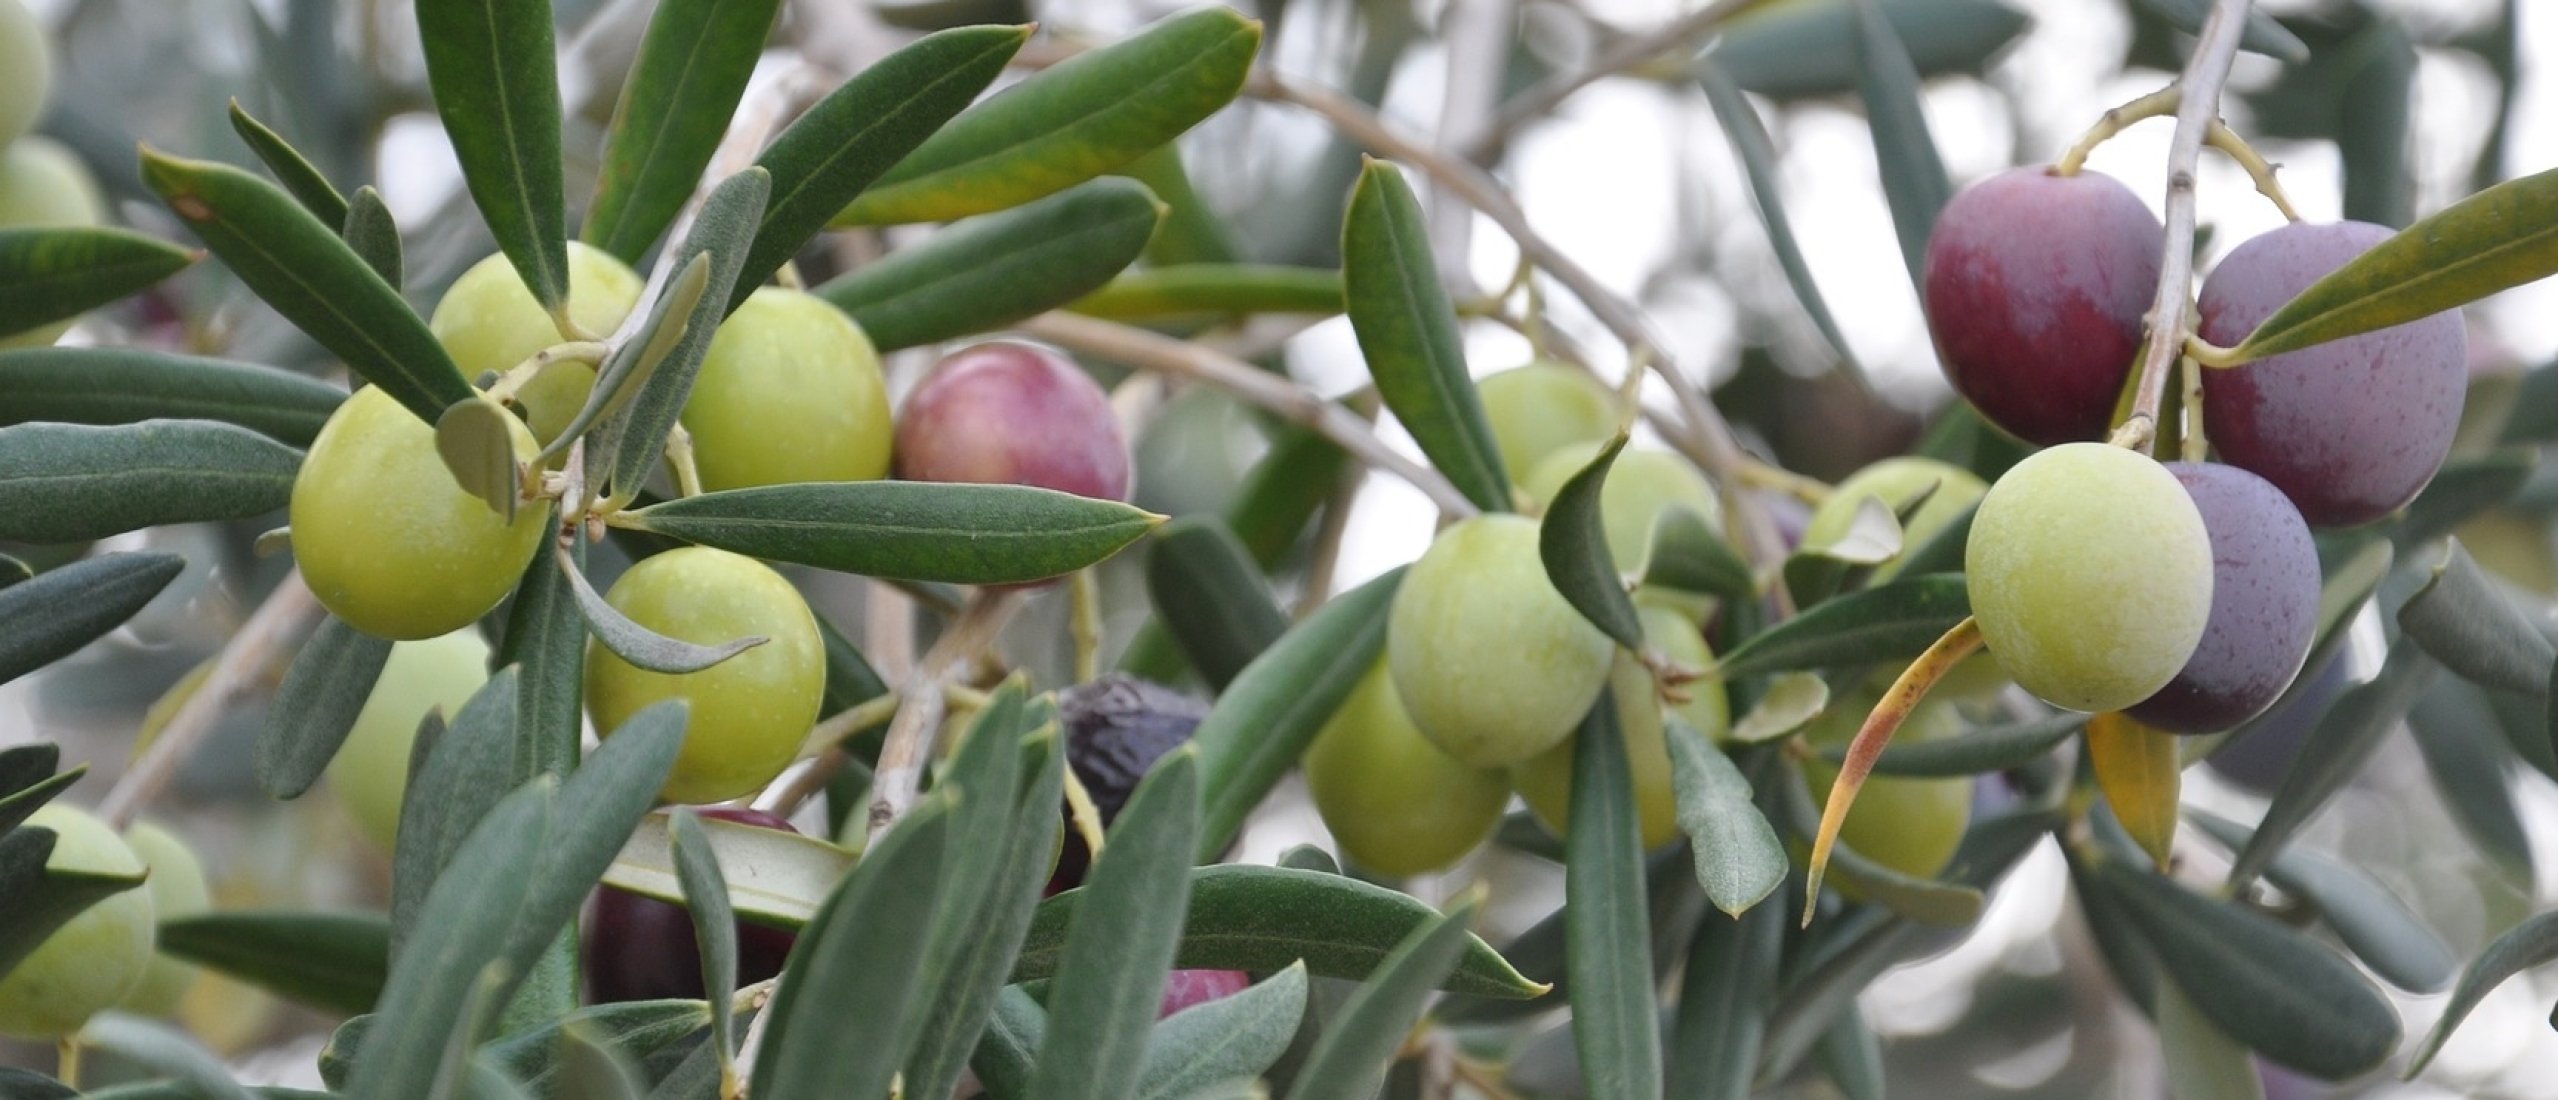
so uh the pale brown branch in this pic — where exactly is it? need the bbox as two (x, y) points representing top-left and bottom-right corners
(99, 571), (320, 829)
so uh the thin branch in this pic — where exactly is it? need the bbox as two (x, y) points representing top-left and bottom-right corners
(1458, 0), (1771, 163)
(2115, 0), (2256, 451)
(99, 571), (320, 829)
(1017, 312), (1483, 517)
(865, 588), (1023, 835)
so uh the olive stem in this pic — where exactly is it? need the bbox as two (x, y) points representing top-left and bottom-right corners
(2205, 121), (2303, 222)
(2053, 85), (2181, 176)
(1070, 568), (1103, 683)
(1454, 0), (1772, 163)
(2117, 0), (2256, 453)
(485, 340), (609, 404)
(2180, 352), (2209, 462)
(56, 1037), (79, 1088)
(1015, 311), (1482, 517)
(863, 589), (1025, 837)
(665, 423), (705, 499)
(98, 571), (321, 830)
(1802, 615), (1985, 925)
(787, 688), (903, 761)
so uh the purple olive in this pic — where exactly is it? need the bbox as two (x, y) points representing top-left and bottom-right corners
(896, 341), (1132, 503)
(2126, 463), (2321, 733)
(586, 806), (797, 1004)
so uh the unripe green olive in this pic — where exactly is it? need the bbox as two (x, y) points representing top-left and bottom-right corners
(1387, 514), (1614, 768)
(0, 804), (155, 1039)
(327, 628), (494, 851)
(1804, 456), (1986, 570)
(1799, 690), (1972, 881)
(1522, 442), (1722, 572)
(1303, 659), (1509, 876)
(118, 821), (212, 1016)
(0, 0), (51, 148)
(1966, 442), (2213, 713)
(584, 547), (825, 805)
(1477, 362), (1618, 481)
(0, 136), (106, 349)
(290, 385), (552, 641)
(1510, 604), (1729, 848)
(430, 242), (644, 444)
(682, 287), (892, 491)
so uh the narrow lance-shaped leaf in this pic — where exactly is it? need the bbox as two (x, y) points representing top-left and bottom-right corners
(2228, 635), (2437, 888)
(599, 169), (769, 500)
(257, 615), (393, 800)
(435, 396), (528, 521)
(743, 24), (1031, 307)
(0, 347), (345, 446)
(156, 910), (391, 1019)
(886, 683), (1029, 1091)
(545, 250), (712, 470)
(2397, 538), (2554, 698)
(2187, 809), (2455, 995)
(2407, 681), (2537, 884)
(1563, 696), (1664, 1099)
(1713, 574), (1971, 680)
(0, 552), (184, 687)
(1540, 431), (1645, 649)
(391, 669), (522, 954)
(668, 810), (738, 1081)
(1146, 516), (1290, 692)
(227, 99), (349, 227)
(2407, 909), (2558, 1075)
(560, 544), (768, 674)
(1665, 901), (1784, 1100)
(1070, 264), (1346, 321)
(1704, 0), (2029, 101)
(833, 9), (1259, 226)
(814, 177), (1163, 352)
(582, 0), (783, 263)
(2227, 164), (2558, 362)
(1697, 60), (1866, 386)
(1341, 160), (1511, 514)
(342, 186), (402, 288)
(0, 420), (300, 544)
(1665, 718), (1785, 916)
(415, 0), (568, 317)
(0, 227), (196, 340)
(139, 149), (474, 424)
(0, 827), (149, 980)
(1280, 890), (1485, 1100)
(2132, 0), (2310, 61)
(1851, 0), (1950, 289)
(498, 536), (586, 780)
(1136, 962), (1308, 1100)
(1642, 505), (1754, 603)
(620, 481), (1163, 586)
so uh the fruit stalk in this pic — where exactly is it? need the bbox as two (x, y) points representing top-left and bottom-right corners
(2115, 0), (2256, 452)
(98, 570), (319, 829)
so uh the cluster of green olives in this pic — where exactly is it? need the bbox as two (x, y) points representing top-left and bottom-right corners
(0, 0), (109, 349)
(0, 805), (214, 1039)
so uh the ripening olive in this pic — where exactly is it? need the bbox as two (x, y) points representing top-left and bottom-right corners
(0, 137), (106, 349)
(1159, 970), (1253, 1018)
(1387, 514), (1614, 768)
(1477, 362), (1619, 481)
(290, 385), (552, 641)
(0, 804), (155, 1039)
(1510, 604), (1729, 848)
(1522, 441), (1722, 572)
(1799, 690), (1973, 881)
(0, 0), (51, 148)
(584, 547), (825, 805)
(326, 628), (493, 851)
(118, 820), (212, 1016)
(430, 242), (644, 444)
(1304, 659), (1509, 877)
(897, 342), (1132, 502)
(586, 806), (799, 1003)
(1966, 443), (2213, 713)
(681, 288), (893, 491)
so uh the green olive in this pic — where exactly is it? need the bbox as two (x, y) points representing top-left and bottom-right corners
(117, 820), (212, 1016)
(1510, 604), (1729, 847)
(1388, 514), (1614, 768)
(290, 385), (552, 641)
(0, 0), (51, 148)
(326, 628), (494, 851)
(1521, 441), (1722, 572)
(1303, 659), (1509, 876)
(0, 804), (155, 1039)
(430, 242), (645, 444)
(1799, 690), (1972, 881)
(0, 137), (106, 349)
(1477, 361), (1619, 481)
(584, 547), (826, 805)
(682, 287), (893, 491)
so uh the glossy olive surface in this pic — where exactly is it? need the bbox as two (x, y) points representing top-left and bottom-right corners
(683, 287), (893, 491)
(2126, 463), (2320, 732)
(0, 804), (155, 1039)
(1304, 659), (1509, 876)
(1387, 514), (1614, 768)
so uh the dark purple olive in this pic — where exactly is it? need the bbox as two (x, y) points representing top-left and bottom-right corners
(1047, 674), (1210, 895)
(2126, 463), (2321, 733)
(586, 806), (797, 1004)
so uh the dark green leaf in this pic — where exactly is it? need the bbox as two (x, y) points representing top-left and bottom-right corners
(1279, 892), (1483, 1100)
(0, 552), (184, 686)
(1698, 60), (1865, 386)
(1540, 433), (1645, 648)
(140, 149), (473, 424)
(1564, 697), (1663, 1098)
(744, 24), (1030, 302)
(227, 100), (349, 227)
(0, 827), (149, 982)
(1071, 265), (1345, 321)
(1709, 0), (2029, 100)
(668, 810), (738, 1072)
(1665, 903), (1783, 1100)
(622, 481), (1161, 585)
(0, 744), (68, 833)
(972, 987), (1045, 1099)
(1851, 0), (1951, 289)
(0, 227), (195, 339)
(599, 169), (769, 500)
(0, 347), (345, 446)
(1712, 574), (1969, 680)
(2408, 680), (2536, 883)
(2409, 909), (2558, 1075)
(0, 420), (299, 543)
(583, 0), (783, 263)
(1028, 750), (1202, 1100)
(391, 668), (520, 955)
(2130, 0), (2309, 61)
(1147, 516), (1290, 692)
(1138, 963), (1307, 1100)
(2092, 861), (2399, 1080)
(2228, 636), (2437, 888)
(497, 536), (586, 781)
(1641, 505), (1753, 603)
(1192, 568), (1401, 858)
(2399, 449), (2533, 547)
(815, 176), (1162, 352)
(416, 0), (568, 315)
(2187, 810), (2454, 994)
(1814, 1007), (1883, 1100)
(342, 187), (401, 288)
(561, 547), (769, 674)
(750, 794), (956, 1100)
(157, 909), (389, 1020)
(1341, 160), (1510, 514)
(1013, 865), (1541, 1000)
(2230, 165), (2558, 362)
(1117, 142), (1234, 267)
(82, 1013), (256, 1100)
(833, 9), (1256, 226)
(257, 615), (392, 800)
(1826, 713), (2081, 777)
(2398, 539), (2553, 697)
(1665, 718), (1785, 915)
(0, 1069), (74, 1099)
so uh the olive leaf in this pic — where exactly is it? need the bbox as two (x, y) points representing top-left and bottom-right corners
(1280, 890), (1485, 1100)
(1147, 516), (1289, 692)
(1070, 264), (1345, 321)
(415, 0), (568, 316)
(342, 187), (402, 288)
(1698, 59), (1865, 387)
(557, 545), (768, 675)
(1563, 697), (1663, 1099)
(1851, 0), (1951, 289)
(1713, 575), (1971, 680)
(157, 910), (391, 1019)
(0, 227), (197, 340)
(0, 826), (150, 984)
(0, 348), (345, 446)
(2397, 538), (2554, 698)
(601, 810), (860, 929)
(1342, 160), (1511, 515)
(257, 614), (394, 800)
(227, 99), (349, 227)
(2407, 908), (2558, 1075)
(1665, 718), (1786, 916)
(619, 481), (1161, 586)
(1540, 432), (1647, 649)
(594, 170), (767, 499)
(0, 552), (185, 687)
(434, 396), (527, 521)
(582, 0), (784, 263)
(0, 420), (300, 544)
